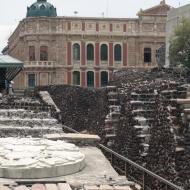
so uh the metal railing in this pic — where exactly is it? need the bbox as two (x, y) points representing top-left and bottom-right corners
(58, 123), (184, 190)
(98, 144), (184, 190)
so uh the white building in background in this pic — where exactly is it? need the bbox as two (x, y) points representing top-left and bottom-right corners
(166, 4), (190, 67)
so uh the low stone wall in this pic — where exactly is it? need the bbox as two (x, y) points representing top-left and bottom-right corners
(35, 85), (109, 138)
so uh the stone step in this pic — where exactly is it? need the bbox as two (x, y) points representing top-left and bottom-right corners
(131, 92), (156, 96)
(105, 118), (119, 123)
(108, 92), (118, 96)
(132, 109), (154, 113)
(107, 86), (117, 89)
(0, 109), (50, 118)
(134, 117), (154, 125)
(161, 90), (177, 93)
(0, 127), (62, 138)
(140, 143), (149, 147)
(133, 125), (150, 130)
(183, 109), (190, 113)
(0, 105), (51, 112)
(137, 134), (150, 138)
(105, 134), (116, 138)
(130, 101), (155, 105)
(141, 152), (148, 157)
(175, 147), (185, 152)
(132, 109), (155, 118)
(108, 99), (118, 102)
(173, 99), (190, 104)
(0, 118), (58, 126)
(110, 112), (121, 116)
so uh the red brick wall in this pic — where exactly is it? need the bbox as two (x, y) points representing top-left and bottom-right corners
(81, 70), (86, 87)
(95, 43), (100, 66)
(123, 43), (128, 66)
(67, 70), (72, 84)
(109, 43), (113, 66)
(95, 70), (100, 88)
(81, 42), (86, 66)
(67, 42), (71, 66)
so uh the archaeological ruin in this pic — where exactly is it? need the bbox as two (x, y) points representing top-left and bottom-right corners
(1, 0), (190, 190)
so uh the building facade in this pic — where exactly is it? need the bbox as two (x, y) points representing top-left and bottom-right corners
(166, 3), (190, 67)
(5, 0), (170, 89)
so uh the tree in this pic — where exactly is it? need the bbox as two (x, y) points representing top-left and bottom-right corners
(169, 18), (190, 69)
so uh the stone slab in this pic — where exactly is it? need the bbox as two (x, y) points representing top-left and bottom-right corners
(32, 184), (46, 190)
(14, 186), (30, 190)
(45, 184), (58, 190)
(44, 133), (101, 144)
(0, 186), (11, 190)
(58, 183), (72, 190)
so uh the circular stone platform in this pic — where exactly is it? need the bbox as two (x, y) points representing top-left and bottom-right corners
(0, 138), (85, 179)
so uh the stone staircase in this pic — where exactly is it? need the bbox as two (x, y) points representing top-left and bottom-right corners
(104, 86), (121, 139)
(171, 86), (190, 151)
(0, 96), (63, 137)
(130, 91), (157, 157)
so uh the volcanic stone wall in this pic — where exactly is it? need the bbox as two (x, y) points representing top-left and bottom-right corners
(35, 68), (190, 189)
(111, 68), (190, 189)
(36, 85), (109, 137)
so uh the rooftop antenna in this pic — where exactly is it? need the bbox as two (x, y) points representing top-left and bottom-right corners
(102, 12), (105, 17)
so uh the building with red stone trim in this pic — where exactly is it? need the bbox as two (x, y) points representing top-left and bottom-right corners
(5, 0), (171, 89)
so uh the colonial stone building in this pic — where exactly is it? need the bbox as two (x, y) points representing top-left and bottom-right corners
(5, 0), (170, 89)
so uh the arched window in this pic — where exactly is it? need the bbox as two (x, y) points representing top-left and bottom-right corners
(87, 44), (94, 61)
(87, 71), (94, 87)
(144, 48), (151, 63)
(40, 46), (48, 61)
(73, 43), (80, 61)
(73, 71), (80, 85)
(101, 44), (108, 61)
(114, 44), (121, 61)
(101, 71), (108, 87)
(29, 46), (35, 61)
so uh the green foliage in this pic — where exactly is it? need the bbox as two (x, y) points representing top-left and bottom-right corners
(169, 18), (190, 68)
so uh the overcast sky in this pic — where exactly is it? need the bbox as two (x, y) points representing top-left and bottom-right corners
(0, 0), (189, 51)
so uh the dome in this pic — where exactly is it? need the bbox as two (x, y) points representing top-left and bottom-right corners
(26, 0), (57, 17)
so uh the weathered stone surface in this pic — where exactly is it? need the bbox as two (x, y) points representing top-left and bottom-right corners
(0, 138), (85, 179)
(44, 133), (101, 145)
(36, 85), (108, 138)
